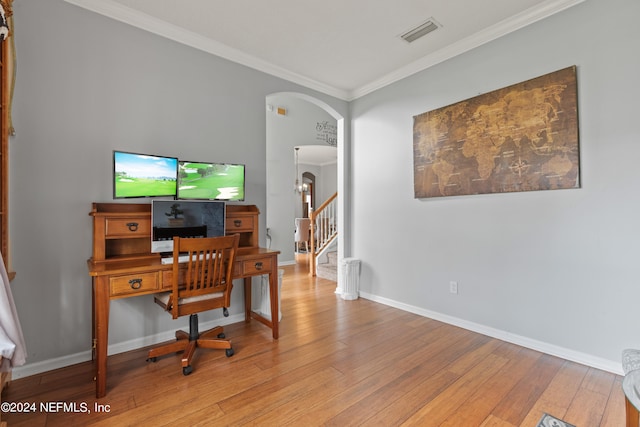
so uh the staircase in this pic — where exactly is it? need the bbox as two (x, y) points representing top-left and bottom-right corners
(310, 192), (337, 277)
(316, 251), (337, 282)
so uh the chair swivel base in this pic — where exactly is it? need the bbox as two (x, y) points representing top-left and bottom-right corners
(147, 319), (234, 375)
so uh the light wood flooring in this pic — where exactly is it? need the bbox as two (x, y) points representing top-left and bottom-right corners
(2, 257), (626, 426)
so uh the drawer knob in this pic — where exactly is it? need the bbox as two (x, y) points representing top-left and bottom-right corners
(128, 278), (143, 289)
(254, 262), (263, 270)
(233, 220), (242, 227)
(126, 222), (139, 232)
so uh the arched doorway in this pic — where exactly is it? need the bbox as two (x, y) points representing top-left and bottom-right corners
(265, 92), (346, 292)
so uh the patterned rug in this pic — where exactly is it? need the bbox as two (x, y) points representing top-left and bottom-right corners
(537, 413), (576, 427)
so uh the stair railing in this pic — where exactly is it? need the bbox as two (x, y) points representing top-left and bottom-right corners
(309, 192), (337, 276)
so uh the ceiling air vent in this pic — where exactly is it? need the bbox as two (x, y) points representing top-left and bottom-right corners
(400, 19), (439, 43)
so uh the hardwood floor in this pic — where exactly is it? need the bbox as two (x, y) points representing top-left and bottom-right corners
(2, 258), (626, 426)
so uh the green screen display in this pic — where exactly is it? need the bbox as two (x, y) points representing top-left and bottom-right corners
(113, 151), (178, 199)
(177, 161), (245, 201)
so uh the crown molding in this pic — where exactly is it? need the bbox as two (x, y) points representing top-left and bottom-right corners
(63, 0), (351, 100)
(348, 0), (586, 100)
(65, 0), (585, 102)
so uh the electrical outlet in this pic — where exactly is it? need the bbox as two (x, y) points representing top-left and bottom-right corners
(449, 281), (458, 294)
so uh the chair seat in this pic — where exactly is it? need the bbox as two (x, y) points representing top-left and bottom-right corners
(154, 290), (224, 308)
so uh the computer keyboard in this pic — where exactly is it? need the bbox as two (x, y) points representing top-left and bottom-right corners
(160, 253), (219, 264)
(161, 254), (193, 264)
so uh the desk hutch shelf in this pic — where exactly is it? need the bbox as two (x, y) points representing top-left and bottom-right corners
(89, 202), (261, 266)
(225, 204), (260, 248)
(89, 203), (155, 265)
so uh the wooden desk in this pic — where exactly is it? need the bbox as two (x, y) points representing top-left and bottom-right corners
(88, 247), (280, 398)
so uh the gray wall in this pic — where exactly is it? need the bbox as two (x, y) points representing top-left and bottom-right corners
(9, 0), (347, 371)
(349, 0), (639, 371)
(315, 161), (338, 209)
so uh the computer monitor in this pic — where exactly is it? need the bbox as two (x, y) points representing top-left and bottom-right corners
(151, 200), (226, 254)
(113, 150), (178, 199)
(177, 161), (245, 201)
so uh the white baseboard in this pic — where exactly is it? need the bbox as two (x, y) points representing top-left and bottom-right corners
(11, 313), (244, 380)
(359, 291), (624, 376)
(12, 351), (93, 380)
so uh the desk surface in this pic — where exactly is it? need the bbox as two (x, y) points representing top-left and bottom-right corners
(89, 247), (279, 275)
(89, 246), (280, 398)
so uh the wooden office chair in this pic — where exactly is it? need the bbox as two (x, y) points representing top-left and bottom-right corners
(147, 234), (240, 375)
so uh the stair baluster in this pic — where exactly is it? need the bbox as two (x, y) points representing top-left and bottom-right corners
(309, 192), (338, 276)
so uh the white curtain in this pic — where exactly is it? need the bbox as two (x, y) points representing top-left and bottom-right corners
(0, 3), (8, 41)
(0, 251), (26, 371)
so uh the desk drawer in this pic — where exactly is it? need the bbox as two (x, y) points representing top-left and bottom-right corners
(105, 218), (150, 237)
(110, 272), (159, 296)
(226, 216), (254, 233)
(161, 269), (186, 290)
(239, 258), (273, 276)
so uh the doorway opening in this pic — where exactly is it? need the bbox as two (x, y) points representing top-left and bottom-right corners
(300, 171), (315, 218)
(265, 92), (345, 290)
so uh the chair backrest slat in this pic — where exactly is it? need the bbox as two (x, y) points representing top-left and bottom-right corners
(170, 234), (240, 319)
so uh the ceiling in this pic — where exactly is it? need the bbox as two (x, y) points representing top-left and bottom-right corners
(296, 145), (337, 166)
(65, 0), (584, 101)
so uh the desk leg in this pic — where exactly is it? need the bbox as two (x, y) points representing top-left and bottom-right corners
(244, 278), (252, 323)
(93, 277), (110, 398)
(242, 265), (279, 340)
(91, 281), (96, 361)
(269, 269), (279, 339)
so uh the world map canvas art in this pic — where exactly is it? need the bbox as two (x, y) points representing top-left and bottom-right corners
(413, 66), (580, 199)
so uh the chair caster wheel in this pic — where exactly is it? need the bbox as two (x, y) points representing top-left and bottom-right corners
(226, 348), (234, 357)
(183, 365), (193, 376)
(217, 333), (225, 339)
(146, 357), (157, 363)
